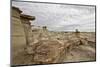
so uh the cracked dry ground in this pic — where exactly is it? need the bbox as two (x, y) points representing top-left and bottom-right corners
(12, 32), (96, 65)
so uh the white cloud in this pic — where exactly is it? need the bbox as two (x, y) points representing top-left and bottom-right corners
(12, 1), (95, 32)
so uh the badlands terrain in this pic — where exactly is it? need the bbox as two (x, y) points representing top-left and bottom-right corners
(13, 28), (96, 65)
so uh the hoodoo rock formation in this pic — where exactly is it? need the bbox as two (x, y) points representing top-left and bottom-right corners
(20, 14), (35, 46)
(12, 7), (26, 64)
(11, 6), (96, 65)
(12, 6), (36, 65)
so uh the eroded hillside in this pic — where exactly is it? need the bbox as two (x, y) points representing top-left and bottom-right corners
(12, 6), (96, 65)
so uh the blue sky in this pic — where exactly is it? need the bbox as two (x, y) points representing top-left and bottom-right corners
(12, 1), (95, 32)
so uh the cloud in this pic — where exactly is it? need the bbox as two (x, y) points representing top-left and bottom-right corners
(12, 1), (95, 32)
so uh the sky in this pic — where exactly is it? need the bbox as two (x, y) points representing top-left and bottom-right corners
(12, 1), (95, 32)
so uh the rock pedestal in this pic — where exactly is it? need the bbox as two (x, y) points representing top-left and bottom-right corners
(20, 14), (35, 46)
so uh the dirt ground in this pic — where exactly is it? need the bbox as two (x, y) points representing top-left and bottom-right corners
(12, 32), (96, 65)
